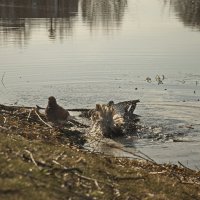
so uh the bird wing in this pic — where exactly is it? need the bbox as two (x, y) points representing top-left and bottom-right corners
(113, 99), (140, 116)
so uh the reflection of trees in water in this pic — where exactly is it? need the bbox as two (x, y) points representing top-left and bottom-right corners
(0, 0), (79, 18)
(45, 18), (76, 40)
(0, 18), (76, 44)
(0, 19), (30, 46)
(0, 0), (79, 43)
(0, 0), (127, 44)
(171, 0), (200, 29)
(81, 0), (127, 28)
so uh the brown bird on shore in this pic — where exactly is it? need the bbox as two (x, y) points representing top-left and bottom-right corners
(45, 96), (70, 125)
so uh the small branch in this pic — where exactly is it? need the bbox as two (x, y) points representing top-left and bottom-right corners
(0, 104), (91, 113)
(3, 117), (7, 124)
(137, 150), (156, 163)
(36, 105), (45, 110)
(178, 161), (192, 171)
(169, 170), (200, 185)
(1, 72), (6, 88)
(111, 175), (145, 181)
(27, 109), (33, 121)
(36, 105), (91, 112)
(0, 104), (35, 111)
(24, 150), (38, 167)
(99, 138), (157, 164)
(149, 171), (167, 175)
(34, 110), (53, 128)
(74, 172), (101, 190)
(86, 133), (157, 164)
(52, 160), (82, 174)
(0, 125), (8, 130)
(22, 154), (82, 174)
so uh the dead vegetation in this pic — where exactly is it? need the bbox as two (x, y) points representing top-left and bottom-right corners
(0, 104), (200, 199)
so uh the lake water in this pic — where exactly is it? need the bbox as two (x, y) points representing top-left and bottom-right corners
(0, 0), (200, 169)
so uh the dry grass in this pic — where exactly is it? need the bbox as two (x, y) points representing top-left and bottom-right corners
(0, 104), (200, 200)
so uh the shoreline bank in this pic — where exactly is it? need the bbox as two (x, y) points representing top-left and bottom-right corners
(0, 105), (200, 199)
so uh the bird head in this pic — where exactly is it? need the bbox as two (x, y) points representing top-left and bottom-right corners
(108, 100), (114, 107)
(48, 96), (57, 107)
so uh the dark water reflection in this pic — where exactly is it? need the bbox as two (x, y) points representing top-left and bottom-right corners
(1, 0), (200, 42)
(0, 0), (78, 42)
(171, 0), (200, 30)
(0, 0), (127, 42)
(0, 0), (79, 18)
(81, 0), (127, 28)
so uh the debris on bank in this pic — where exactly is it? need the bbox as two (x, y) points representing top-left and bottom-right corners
(1, 102), (200, 200)
(0, 98), (140, 140)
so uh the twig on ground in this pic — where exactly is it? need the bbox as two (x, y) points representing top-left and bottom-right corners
(178, 161), (193, 171)
(117, 148), (156, 164)
(0, 104), (34, 111)
(55, 152), (65, 161)
(169, 170), (200, 185)
(52, 160), (82, 173)
(0, 125), (8, 130)
(3, 117), (7, 124)
(34, 110), (53, 128)
(111, 175), (145, 181)
(149, 171), (167, 175)
(24, 150), (38, 167)
(27, 109), (33, 121)
(1, 104), (91, 113)
(36, 105), (44, 110)
(74, 172), (101, 190)
(22, 153), (82, 174)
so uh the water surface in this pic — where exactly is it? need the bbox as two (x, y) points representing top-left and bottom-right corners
(0, 0), (200, 169)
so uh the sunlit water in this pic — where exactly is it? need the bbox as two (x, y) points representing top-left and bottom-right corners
(0, 0), (200, 169)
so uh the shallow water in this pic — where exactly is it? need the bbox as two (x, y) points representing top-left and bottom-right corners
(0, 0), (200, 169)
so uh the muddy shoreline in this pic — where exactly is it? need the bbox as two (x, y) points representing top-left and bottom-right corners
(0, 104), (200, 199)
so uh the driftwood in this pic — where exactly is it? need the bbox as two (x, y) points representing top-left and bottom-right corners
(0, 104), (91, 112)
(36, 105), (91, 112)
(0, 99), (140, 138)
